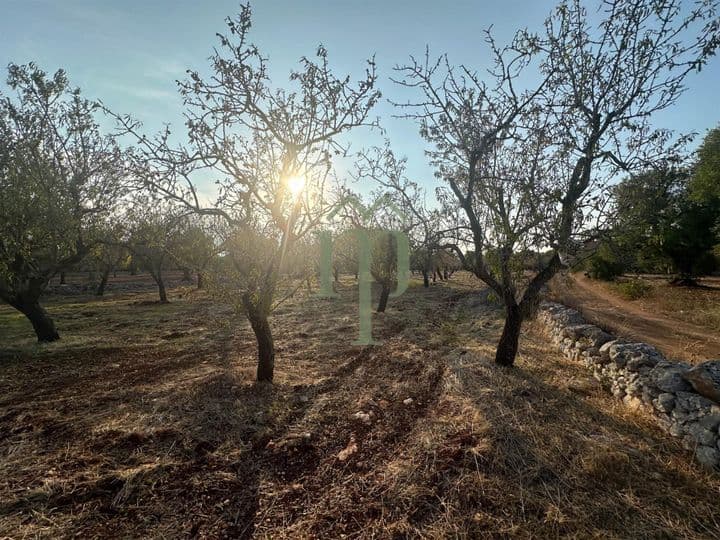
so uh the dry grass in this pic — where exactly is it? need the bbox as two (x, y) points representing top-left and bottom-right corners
(1, 273), (719, 538)
(635, 277), (720, 331)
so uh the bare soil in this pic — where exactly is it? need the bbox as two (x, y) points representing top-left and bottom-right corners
(1, 273), (719, 538)
(550, 273), (720, 364)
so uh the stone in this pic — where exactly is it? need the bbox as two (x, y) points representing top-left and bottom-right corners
(648, 363), (692, 394)
(695, 446), (720, 470)
(337, 436), (358, 461)
(698, 414), (720, 431)
(623, 394), (644, 410)
(675, 391), (717, 414)
(684, 360), (720, 404)
(354, 411), (371, 424)
(562, 324), (613, 348)
(685, 422), (718, 447)
(669, 422), (684, 437)
(403, 398), (414, 406)
(599, 340), (618, 358)
(609, 343), (663, 371)
(653, 393), (676, 413)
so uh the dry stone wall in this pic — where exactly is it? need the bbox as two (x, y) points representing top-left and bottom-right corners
(539, 301), (720, 471)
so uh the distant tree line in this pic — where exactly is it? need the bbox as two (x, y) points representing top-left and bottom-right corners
(585, 126), (720, 284)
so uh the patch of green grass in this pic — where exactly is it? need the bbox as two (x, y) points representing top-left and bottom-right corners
(0, 292), (222, 359)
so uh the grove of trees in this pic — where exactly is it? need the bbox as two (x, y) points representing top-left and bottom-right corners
(2, 0), (719, 377)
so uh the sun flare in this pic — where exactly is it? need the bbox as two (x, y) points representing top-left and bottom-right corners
(286, 175), (306, 197)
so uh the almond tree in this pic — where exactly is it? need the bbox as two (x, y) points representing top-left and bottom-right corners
(124, 197), (188, 303)
(355, 144), (444, 288)
(109, 5), (379, 381)
(0, 63), (125, 341)
(395, 0), (720, 366)
(170, 216), (219, 289)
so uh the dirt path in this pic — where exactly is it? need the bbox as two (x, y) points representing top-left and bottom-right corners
(550, 273), (720, 363)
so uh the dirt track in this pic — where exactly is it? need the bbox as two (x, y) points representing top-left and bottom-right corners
(550, 273), (720, 364)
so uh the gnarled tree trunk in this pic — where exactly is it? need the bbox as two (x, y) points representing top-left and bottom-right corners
(249, 311), (274, 382)
(12, 295), (59, 343)
(148, 267), (168, 303)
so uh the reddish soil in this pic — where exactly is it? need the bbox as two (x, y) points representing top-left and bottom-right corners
(2, 274), (720, 538)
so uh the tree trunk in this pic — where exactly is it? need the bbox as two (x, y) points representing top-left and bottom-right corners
(158, 278), (168, 303)
(422, 269), (429, 288)
(377, 284), (390, 313)
(197, 272), (204, 289)
(495, 304), (523, 366)
(15, 297), (60, 342)
(249, 312), (275, 382)
(96, 268), (111, 296)
(59, 272), (66, 285)
(151, 270), (168, 303)
(333, 266), (339, 283)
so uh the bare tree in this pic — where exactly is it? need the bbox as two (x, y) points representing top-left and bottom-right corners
(395, 0), (719, 366)
(108, 5), (379, 381)
(355, 144), (444, 288)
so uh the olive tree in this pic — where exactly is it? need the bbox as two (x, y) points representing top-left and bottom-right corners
(0, 63), (125, 341)
(396, 0), (720, 366)
(109, 5), (379, 381)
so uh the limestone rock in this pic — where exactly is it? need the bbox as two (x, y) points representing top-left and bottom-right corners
(353, 411), (372, 424)
(653, 393), (676, 413)
(695, 446), (720, 470)
(648, 362), (692, 394)
(609, 343), (663, 371)
(675, 391), (717, 415)
(684, 361), (720, 404)
(562, 324), (613, 348)
(685, 422), (718, 447)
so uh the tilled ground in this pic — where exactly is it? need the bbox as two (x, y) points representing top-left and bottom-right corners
(1, 274), (719, 538)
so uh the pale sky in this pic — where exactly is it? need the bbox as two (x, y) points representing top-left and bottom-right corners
(2, 0), (719, 198)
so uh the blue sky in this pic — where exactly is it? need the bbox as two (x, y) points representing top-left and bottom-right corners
(2, 0), (719, 197)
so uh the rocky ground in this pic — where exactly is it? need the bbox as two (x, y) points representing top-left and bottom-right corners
(1, 273), (720, 538)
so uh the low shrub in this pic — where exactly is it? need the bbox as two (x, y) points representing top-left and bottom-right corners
(615, 279), (652, 300)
